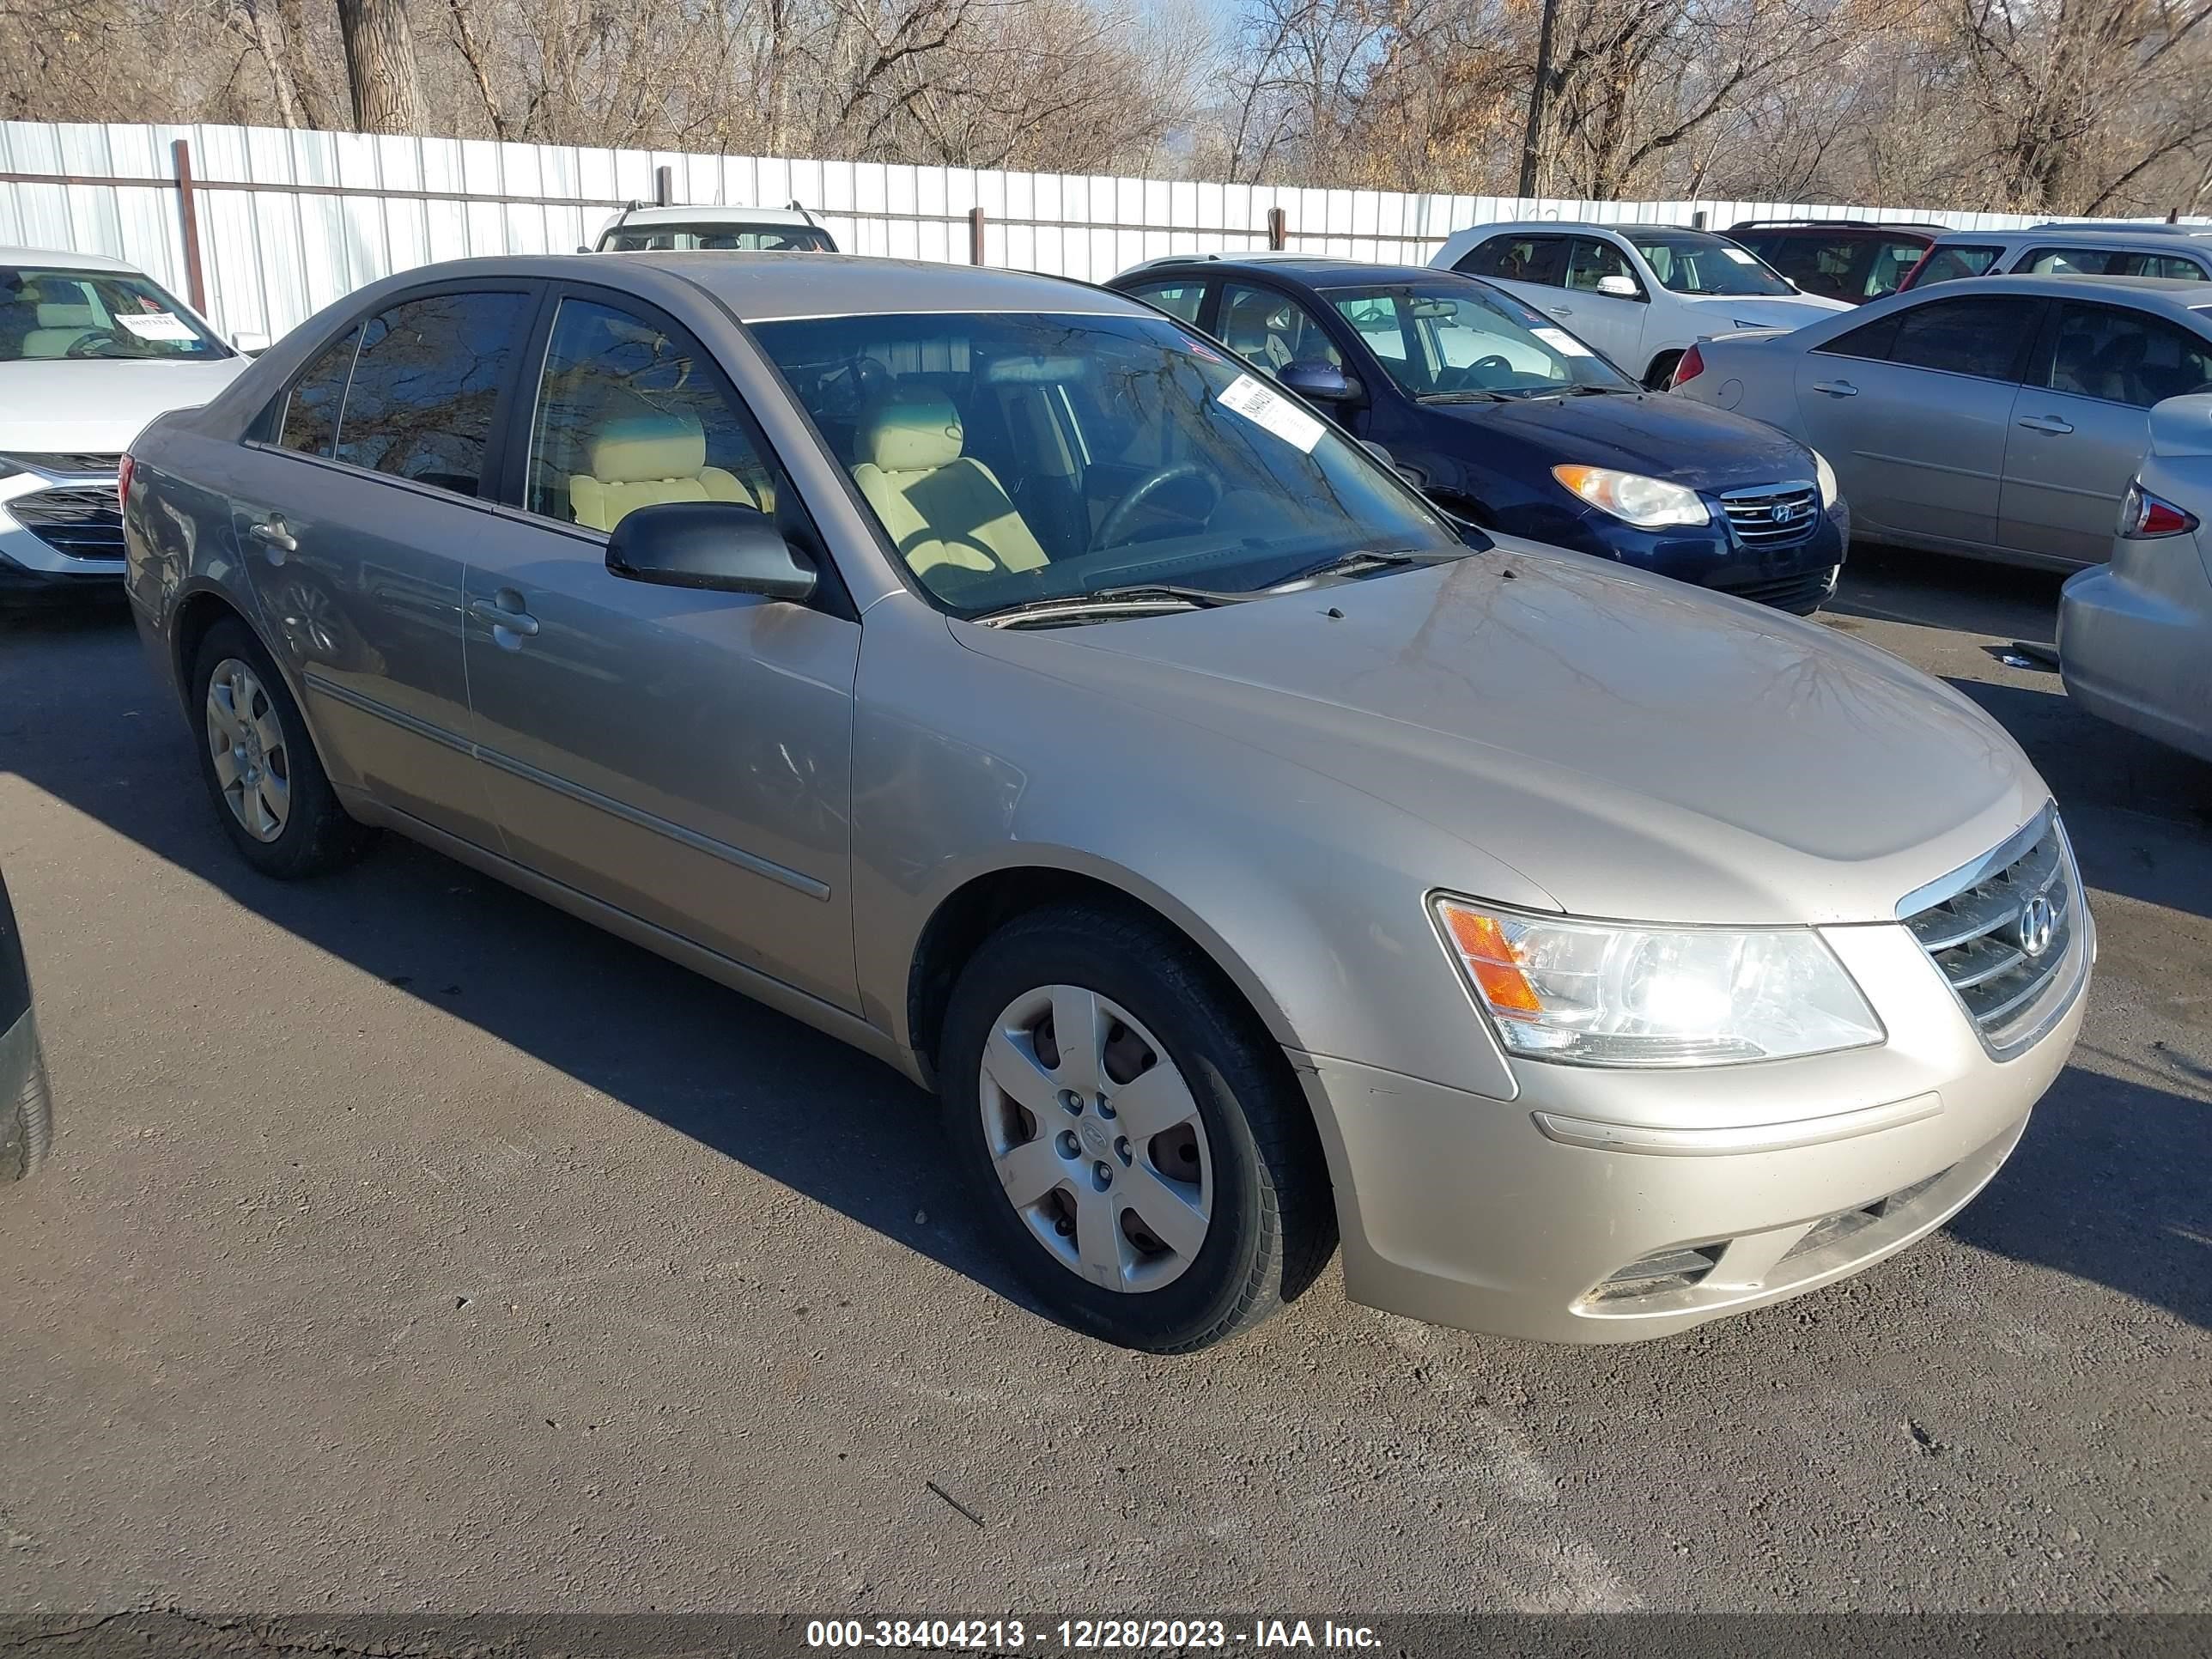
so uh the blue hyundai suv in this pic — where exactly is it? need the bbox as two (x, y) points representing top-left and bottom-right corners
(1109, 257), (1849, 613)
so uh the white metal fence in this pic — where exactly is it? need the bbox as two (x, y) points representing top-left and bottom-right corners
(2, 118), (2203, 341)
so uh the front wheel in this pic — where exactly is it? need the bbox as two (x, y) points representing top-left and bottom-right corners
(1643, 350), (1684, 392)
(939, 903), (1334, 1352)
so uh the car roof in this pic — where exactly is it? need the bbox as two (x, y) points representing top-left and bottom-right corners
(1932, 223), (2212, 246)
(1454, 221), (1721, 240)
(1911, 271), (2212, 320)
(358, 252), (1137, 323)
(1113, 256), (1439, 288)
(604, 204), (819, 228)
(0, 245), (143, 273)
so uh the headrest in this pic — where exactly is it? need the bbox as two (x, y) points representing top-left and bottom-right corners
(586, 414), (706, 483)
(858, 390), (963, 473)
(36, 302), (96, 327)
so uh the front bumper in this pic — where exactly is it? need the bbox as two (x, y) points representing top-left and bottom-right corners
(0, 470), (126, 603)
(1542, 495), (1849, 614)
(1298, 908), (2091, 1343)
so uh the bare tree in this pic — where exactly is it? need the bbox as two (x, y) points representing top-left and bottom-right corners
(337, 0), (427, 133)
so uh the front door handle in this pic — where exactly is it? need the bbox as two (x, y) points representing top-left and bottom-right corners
(469, 596), (540, 638)
(1810, 380), (1858, 398)
(2017, 415), (2075, 434)
(248, 517), (297, 559)
(1548, 304), (1573, 317)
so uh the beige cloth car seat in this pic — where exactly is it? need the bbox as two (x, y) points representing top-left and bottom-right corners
(568, 413), (755, 532)
(21, 302), (100, 358)
(850, 389), (1048, 578)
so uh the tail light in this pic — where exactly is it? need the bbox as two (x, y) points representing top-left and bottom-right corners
(2118, 478), (2198, 538)
(116, 451), (135, 518)
(1670, 343), (1705, 388)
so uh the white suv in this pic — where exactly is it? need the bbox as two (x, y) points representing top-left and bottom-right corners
(1432, 222), (1850, 388)
(589, 204), (837, 254)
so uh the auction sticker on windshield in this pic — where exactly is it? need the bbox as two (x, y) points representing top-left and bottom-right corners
(1533, 326), (1595, 357)
(1217, 374), (1325, 453)
(1723, 246), (1759, 264)
(114, 312), (197, 342)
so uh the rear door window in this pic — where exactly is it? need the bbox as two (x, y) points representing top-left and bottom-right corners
(1884, 295), (2043, 380)
(332, 290), (534, 497)
(2044, 301), (2212, 406)
(1910, 245), (2004, 287)
(277, 326), (359, 458)
(1124, 280), (1206, 325)
(1456, 235), (1568, 287)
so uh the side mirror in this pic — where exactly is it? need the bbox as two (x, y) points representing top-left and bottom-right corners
(605, 501), (817, 600)
(575, 245), (593, 255)
(232, 330), (270, 355)
(1280, 361), (1364, 404)
(1595, 274), (1644, 301)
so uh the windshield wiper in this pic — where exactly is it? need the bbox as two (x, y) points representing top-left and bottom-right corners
(1418, 389), (1512, 404)
(1266, 546), (1462, 591)
(973, 583), (1255, 628)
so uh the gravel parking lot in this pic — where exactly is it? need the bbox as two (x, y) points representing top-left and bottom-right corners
(1, 549), (2207, 1623)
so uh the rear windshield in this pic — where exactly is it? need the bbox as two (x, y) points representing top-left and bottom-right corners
(1907, 246), (2003, 288)
(602, 223), (835, 253)
(1622, 233), (1794, 297)
(0, 265), (228, 362)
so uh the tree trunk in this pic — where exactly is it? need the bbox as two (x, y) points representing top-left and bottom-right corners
(337, 0), (425, 134)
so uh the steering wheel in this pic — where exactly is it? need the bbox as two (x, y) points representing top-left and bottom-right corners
(1468, 354), (1516, 380)
(64, 334), (121, 360)
(1094, 464), (1223, 549)
(817, 354), (891, 417)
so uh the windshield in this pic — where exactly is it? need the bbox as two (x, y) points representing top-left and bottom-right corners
(1624, 234), (1795, 298)
(1322, 281), (1638, 398)
(0, 266), (228, 362)
(604, 224), (835, 253)
(750, 310), (1466, 619)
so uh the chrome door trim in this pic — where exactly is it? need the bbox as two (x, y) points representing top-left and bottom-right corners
(472, 744), (833, 902)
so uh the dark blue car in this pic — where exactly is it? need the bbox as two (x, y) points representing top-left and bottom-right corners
(1108, 258), (1849, 613)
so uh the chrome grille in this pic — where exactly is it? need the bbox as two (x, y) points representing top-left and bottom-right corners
(10, 487), (125, 562)
(1, 451), (120, 477)
(1900, 807), (2083, 1055)
(1719, 481), (1820, 546)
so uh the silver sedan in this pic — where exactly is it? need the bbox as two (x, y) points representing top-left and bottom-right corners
(1673, 273), (2212, 570)
(122, 253), (2088, 1351)
(2059, 392), (2212, 763)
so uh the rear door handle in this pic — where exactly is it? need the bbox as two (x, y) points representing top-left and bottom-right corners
(1810, 380), (1858, 398)
(248, 517), (297, 558)
(1547, 305), (1573, 317)
(469, 596), (540, 638)
(2017, 415), (2075, 434)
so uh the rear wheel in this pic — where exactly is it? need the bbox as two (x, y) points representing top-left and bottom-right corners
(190, 618), (374, 878)
(939, 902), (1334, 1352)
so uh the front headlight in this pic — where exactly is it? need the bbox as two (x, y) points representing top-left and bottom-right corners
(1433, 897), (1884, 1067)
(1812, 449), (1839, 509)
(1552, 465), (1711, 528)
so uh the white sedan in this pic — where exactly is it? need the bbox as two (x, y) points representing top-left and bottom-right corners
(1, 246), (251, 604)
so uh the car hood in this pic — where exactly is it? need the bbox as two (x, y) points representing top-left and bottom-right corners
(957, 545), (2045, 926)
(0, 357), (250, 453)
(1425, 389), (1814, 489)
(1677, 293), (1851, 330)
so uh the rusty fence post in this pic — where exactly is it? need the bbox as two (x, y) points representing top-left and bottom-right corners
(171, 138), (209, 317)
(1267, 205), (1287, 250)
(969, 205), (987, 264)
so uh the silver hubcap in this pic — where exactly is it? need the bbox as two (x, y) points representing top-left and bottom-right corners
(978, 985), (1212, 1291)
(204, 658), (291, 842)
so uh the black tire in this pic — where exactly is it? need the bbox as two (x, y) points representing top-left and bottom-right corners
(939, 902), (1335, 1352)
(190, 617), (374, 878)
(0, 1030), (52, 1182)
(1643, 350), (1683, 391)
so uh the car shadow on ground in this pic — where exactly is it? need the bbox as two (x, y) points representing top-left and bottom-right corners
(0, 606), (1049, 1322)
(1826, 541), (2070, 646)
(3, 604), (2207, 1334)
